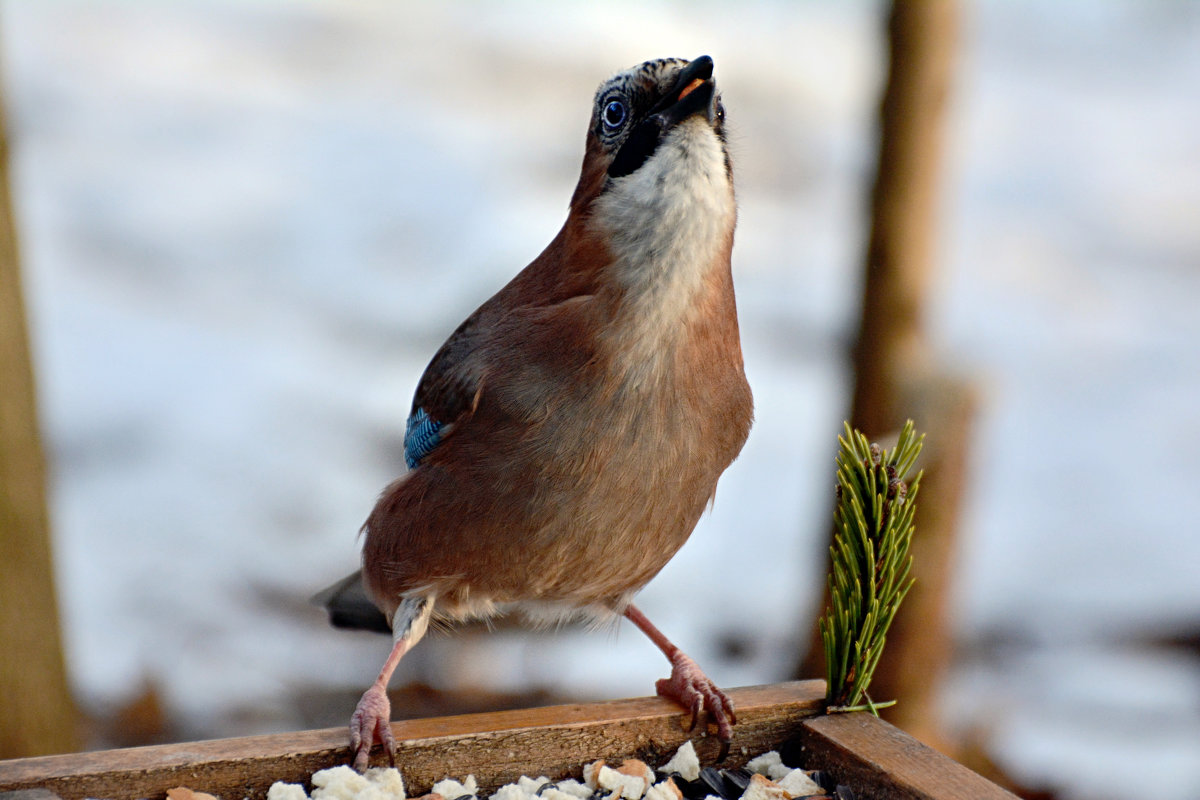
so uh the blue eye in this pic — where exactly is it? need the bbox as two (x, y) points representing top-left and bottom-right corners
(603, 99), (626, 130)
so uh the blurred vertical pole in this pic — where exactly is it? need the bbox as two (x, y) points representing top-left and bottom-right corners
(0, 41), (80, 756)
(799, 0), (974, 753)
(852, 0), (959, 432)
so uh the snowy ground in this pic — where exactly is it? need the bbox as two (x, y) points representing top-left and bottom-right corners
(4, 2), (1199, 799)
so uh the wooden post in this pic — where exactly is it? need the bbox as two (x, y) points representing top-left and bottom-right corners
(850, 0), (960, 435)
(799, 0), (974, 753)
(0, 51), (79, 757)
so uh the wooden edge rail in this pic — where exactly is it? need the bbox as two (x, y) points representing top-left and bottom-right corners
(0, 681), (1014, 800)
(0, 682), (823, 800)
(796, 712), (1017, 800)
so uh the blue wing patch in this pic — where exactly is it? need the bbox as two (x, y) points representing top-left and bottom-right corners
(404, 407), (444, 469)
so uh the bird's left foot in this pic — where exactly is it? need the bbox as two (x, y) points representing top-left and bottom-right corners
(655, 650), (737, 748)
(349, 683), (395, 772)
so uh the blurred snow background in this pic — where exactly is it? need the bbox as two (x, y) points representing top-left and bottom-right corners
(3, 1), (1199, 798)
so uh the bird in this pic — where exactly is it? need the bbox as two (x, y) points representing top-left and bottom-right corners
(322, 54), (754, 772)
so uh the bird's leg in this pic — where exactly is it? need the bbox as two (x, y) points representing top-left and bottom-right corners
(349, 597), (431, 771)
(349, 637), (407, 771)
(623, 604), (737, 749)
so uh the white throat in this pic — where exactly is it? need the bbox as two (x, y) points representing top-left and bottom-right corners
(592, 118), (736, 348)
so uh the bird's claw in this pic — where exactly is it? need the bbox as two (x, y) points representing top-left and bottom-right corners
(349, 684), (396, 772)
(655, 651), (736, 756)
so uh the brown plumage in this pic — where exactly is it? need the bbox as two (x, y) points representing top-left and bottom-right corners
(328, 55), (753, 770)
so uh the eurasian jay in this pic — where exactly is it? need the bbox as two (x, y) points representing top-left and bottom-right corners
(323, 55), (754, 771)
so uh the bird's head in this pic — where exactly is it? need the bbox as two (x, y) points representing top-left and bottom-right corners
(553, 56), (738, 363)
(570, 55), (733, 217)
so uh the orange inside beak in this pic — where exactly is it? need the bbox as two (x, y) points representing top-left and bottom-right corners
(676, 78), (705, 103)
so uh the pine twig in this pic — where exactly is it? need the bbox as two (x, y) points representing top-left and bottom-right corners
(820, 420), (924, 713)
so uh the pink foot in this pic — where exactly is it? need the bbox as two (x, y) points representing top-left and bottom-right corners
(349, 684), (395, 771)
(655, 651), (737, 745)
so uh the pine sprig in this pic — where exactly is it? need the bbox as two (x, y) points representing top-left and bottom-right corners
(820, 420), (924, 713)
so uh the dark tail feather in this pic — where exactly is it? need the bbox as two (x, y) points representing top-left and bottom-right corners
(311, 570), (391, 634)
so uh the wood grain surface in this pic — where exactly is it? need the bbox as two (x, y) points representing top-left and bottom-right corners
(796, 711), (1018, 800)
(0, 682), (825, 800)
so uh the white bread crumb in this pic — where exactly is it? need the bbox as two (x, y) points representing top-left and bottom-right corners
(518, 777), (552, 796)
(744, 752), (791, 782)
(540, 789), (581, 800)
(432, 776), (477, 800)
(267, 781), (310, 800)
(366, 768), (408, 799)
(307, 766), (407, 800)
(776, 770), (822, 798)
(597, 765), (646, 799)
(744, 751), (782, 779)
(582, 760), (606, 790)
(616, 761), (654, 788)
(658, 741), (700, 782)
(489, 784), (528, 800)
(551, 779), (592, 799)
(311, 766), (371, 800)
(738, 774), (790, 800)
(643, 778), (682, 800)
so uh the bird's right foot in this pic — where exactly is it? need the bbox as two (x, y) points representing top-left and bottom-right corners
(655, 650), (737, 752)
(349, 683), (395, 772)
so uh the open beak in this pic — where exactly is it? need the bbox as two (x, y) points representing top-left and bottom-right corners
(651, 55), (718, 128)
(607, 56), (720, 179)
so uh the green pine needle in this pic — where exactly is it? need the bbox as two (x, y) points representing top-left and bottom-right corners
(820, 420), (924, 713)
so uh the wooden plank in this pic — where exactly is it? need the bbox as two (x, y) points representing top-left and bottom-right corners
(795, 712), (1017, 800)
(0, 682), (825, 800)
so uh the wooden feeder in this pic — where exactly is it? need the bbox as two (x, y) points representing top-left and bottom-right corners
(0, 681), (1014, 800)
